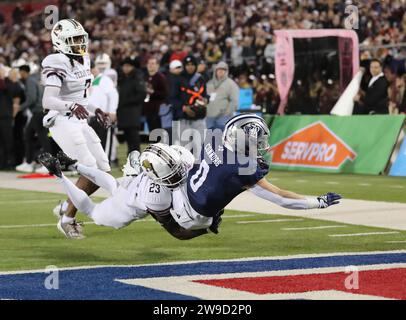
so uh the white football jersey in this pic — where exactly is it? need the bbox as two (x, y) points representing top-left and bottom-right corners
(41, 53), (93, 108)
(124, 173), (172, 214)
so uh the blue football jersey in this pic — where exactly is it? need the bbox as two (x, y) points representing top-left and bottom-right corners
(186, 136), (269, 217)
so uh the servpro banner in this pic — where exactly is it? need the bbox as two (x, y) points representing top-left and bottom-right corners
(267, 115), (405, 174)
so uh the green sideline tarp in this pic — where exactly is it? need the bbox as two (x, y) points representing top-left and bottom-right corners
(265, 115), (405, 175)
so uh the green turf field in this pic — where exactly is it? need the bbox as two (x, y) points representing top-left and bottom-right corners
(1, 182), (406, 272)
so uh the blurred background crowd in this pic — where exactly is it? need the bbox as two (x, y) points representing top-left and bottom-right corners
(1, 0), (406, 171)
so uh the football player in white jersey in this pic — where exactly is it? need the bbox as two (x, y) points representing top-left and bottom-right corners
(37, 144), (208, 240)
(89, 62), (118, 162)
(41, 19), (112, 238)
(95, 53), (118, 87)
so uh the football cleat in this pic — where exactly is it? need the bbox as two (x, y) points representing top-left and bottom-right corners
(15, 161), (35, 173)
(56, 151), (78, 168)
(57, 218), (85, 239)
(53, 201), (66, 219)
(37, 153), (63, 178)
(34, 165), (49, 174)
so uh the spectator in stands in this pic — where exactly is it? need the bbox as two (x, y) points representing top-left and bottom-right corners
(117, 57), (146, 154)
(89, 62), (119, 164)
(206, 62), (239, 130)
(398, 75), (406, 114)
(15, 65), (51, 173)
(7, 68), (26, 166)
(143, 57), (168, 132)
(354, 59), (389, 114)
(175, 55), (208, 156)
(0, 66), (23, 170)
(163, 59), (183, 144)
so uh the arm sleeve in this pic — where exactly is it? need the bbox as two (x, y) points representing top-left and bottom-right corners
(249, 184), (320, 210)
(42, 85), (74, 111)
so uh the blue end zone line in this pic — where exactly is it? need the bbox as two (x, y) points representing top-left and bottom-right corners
(1, 251), (406, 300)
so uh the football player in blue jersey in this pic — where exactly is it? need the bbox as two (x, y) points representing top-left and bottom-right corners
(141, 113), (342, 239)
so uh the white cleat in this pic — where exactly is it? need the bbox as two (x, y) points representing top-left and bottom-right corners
(53, 202), (64, 219)
(57, 219), (85, 239)
(15, 162), (35, 173)
(34, 165), (49, 174)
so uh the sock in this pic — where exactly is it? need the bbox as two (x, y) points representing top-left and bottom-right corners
(61, 214), (75, 224)
(61, 200), (69, 212)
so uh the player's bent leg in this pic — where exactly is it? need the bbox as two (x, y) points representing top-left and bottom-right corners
(82, 124), (111, 172)
(64, 175), (100, 218)
(58, 174), (96, 216)
(89, 197), (138, 229)
(75, 163), (118, 196)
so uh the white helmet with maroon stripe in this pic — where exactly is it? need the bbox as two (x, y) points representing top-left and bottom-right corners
(51, 19), (89, 56)
(140, 143), (187, 188)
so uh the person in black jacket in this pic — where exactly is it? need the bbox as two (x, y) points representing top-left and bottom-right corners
(117, 57), (146, 154)
(0, 66), (22, 169)
(354, 59), (389, 114)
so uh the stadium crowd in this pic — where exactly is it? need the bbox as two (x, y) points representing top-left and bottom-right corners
(1, 0), (406, 170)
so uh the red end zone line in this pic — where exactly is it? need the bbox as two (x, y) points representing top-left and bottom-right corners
(194, 268), (406, 300)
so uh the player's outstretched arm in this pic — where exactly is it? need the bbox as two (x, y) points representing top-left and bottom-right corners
(249, 178), (342, 210)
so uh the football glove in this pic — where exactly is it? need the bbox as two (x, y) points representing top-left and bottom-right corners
(95, 108), (111, 129)
(317, 192), (342, 208)
(69, 103), (89, 120)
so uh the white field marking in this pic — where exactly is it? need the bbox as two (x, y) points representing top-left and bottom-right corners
(222, 214), (261, 219)
(389, 185), (405, 189)
(358, 183), (371, 186)
(236, 218), (304, 224)
(386, 241), (406, 244)
(117, 263), (406, 300)
(296, 179), (308, 183)
(1, 250), (406, 275)
(0, 199), (59, 204)
(0, 222), (95, 229)
(325, 181), (339, 185)
(282, 225), (347, 231)
(329, 231), (400, 237)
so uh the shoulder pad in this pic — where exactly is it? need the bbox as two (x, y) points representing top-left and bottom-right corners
(41, 54), (70, 81)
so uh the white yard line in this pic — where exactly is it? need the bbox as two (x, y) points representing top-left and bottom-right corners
(222, 214), (261, 219)
(325, 181), (339, 185)
(389, 185), (405, 189)
(329, 231), (400, 237)
(0, 222), (95, 229)
(296, 179), (308, 183)
(282, 225), (347, 231)
(0, 199), (59, 204)
(236, 218), (304, 224)
(386, 241), (406, 244)
(358, 183), (371, 186)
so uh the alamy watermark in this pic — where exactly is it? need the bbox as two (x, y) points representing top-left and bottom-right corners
(149, 122), (266, 176)
(44, 265), (59, 290)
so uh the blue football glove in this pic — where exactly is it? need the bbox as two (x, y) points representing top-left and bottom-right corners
(317, 192), (342, 208)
